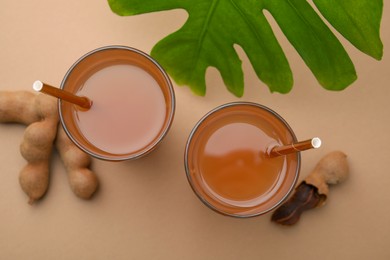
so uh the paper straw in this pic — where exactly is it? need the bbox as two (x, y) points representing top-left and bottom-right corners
(33, 80), (92, 109)
(269, 137), (322, 157)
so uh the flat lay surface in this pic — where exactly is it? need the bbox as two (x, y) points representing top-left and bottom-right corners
(1, 1), (389, 259)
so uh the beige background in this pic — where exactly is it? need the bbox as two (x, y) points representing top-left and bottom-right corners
(1, 1), (389, 259)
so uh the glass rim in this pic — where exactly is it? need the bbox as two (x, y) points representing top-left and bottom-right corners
(184, 101), (301, 218)
(58, 45), (175, 161)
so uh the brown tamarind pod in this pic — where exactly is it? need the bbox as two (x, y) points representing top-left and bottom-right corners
(55, 126), (99, 199)
(271, 182), (323, 225)
(18, 94), (59, 204)
(271, 151), (349, 225)
(1, 91), (58, 204)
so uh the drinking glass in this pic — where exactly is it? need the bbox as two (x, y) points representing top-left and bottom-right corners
(184, 102), (300, 217)
(59, 46), (175, 161)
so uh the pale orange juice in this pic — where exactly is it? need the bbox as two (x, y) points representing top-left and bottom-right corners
(59, 46), (175, 161)
(185, 102), (300, 217)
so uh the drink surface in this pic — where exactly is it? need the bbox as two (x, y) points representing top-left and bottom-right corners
(75, 64), (166, 154)
(197, 117), (286, 207)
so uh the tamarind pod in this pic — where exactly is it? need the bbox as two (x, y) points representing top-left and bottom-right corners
(55, 127), (98, 199)
(19, 120), (58, 204)
(271, 182), (323, 225)
(18, 94), (59, 204)
(0, 91), (40, 125)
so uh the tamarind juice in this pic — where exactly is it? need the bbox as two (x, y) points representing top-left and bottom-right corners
(75, 64), (166, 155)
(185, 103), (300, 217)
(59, 46), (175, 161)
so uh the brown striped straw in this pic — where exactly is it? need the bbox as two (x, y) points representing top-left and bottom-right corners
(268, 137), (322, 158)
(33, 80), (92, 110)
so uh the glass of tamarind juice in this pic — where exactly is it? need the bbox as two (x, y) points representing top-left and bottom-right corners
(184, 102), (300, 217)
(59, 46), (175, 161)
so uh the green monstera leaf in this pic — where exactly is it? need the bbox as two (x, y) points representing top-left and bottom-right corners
(108, 0), (383, 97)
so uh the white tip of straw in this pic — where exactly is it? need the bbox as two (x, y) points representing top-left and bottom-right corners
(311, 137), (322, 149)
(32, 80), (43, 92)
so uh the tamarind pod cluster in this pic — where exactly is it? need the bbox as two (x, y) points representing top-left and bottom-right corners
(0, 90), (99, 204)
